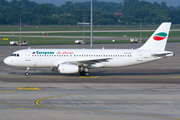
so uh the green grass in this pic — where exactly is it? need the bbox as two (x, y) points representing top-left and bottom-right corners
(1, 25), (180, 45)
(1, 31), (180, 38)
(1, 38), (180, 45)
(0, 24), (180, 32)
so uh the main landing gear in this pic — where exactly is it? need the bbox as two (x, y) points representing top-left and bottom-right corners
(79, 71), (90, 76)
(79, 67), (90, 76)
(25, 67), (30, 76)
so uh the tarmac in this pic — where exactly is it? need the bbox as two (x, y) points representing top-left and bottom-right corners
(0, 42), (180, 120)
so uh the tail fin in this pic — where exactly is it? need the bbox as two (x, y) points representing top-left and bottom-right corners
(138, 22), (171, 51)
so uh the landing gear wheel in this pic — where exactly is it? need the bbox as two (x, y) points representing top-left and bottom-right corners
(85, 72), (90, 76)
(25, 72), (29, 76)
(79, 71), (90, 76)
(79, 71), (85, 76)
(25, 67), (30, 76)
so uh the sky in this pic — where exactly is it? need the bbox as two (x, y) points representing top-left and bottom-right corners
(28, 0), (180, 7)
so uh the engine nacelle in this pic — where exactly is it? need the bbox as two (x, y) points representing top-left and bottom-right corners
(58, 64), (79, 73)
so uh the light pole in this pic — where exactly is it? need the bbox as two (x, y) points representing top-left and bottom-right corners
(90, 0), (93, 49)
(20, 17), (21, 43)
(83, 12), (85, 42)
(140, 17), (142, 43)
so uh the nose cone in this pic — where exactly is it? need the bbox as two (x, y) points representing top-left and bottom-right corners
(4, 57), (12, 66)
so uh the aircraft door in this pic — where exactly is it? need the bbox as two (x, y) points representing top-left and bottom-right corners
(25, 51), (31, 61)
(137, 51), (142, 61)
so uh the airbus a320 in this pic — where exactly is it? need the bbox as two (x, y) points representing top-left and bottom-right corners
(4, 22), (174, 76)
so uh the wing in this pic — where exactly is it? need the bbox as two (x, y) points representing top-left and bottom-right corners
(64, 58), (112, 66)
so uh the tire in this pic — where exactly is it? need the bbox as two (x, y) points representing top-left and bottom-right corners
(79, 71), (85, 76)
(85, 72), (90, 76)
(25, 72), (29, 76)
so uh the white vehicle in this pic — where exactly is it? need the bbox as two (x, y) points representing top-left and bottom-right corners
(4, 23), (174, 76)
(75, 40), (83, 44)
(20, 41), (27, 46)
(130, 38), (138, 43)
(10, 41), (18, 46)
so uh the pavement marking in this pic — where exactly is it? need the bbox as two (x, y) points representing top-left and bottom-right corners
(0, 91), (16, 92)
(79, 76), (99, 78)
(0, 102), (44, 110)
(8, 108), (31, 110)
(172, 76), (180, 78)
(0, 57), (5, 59)
(35, 93), (180, 120)
(16, 87), (41, 90)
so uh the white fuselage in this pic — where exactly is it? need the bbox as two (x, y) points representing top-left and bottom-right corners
(4, 48), (172, 68)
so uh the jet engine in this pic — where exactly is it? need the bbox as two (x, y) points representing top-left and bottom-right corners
(58, 64), (79, 73)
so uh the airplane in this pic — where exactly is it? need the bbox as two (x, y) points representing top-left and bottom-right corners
(4, 22), (174, 76)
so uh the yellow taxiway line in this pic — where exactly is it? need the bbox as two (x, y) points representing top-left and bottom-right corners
(35, 93), (180, 120)
(8, 108), (31, 110)
(0, 91), (16, 92)
(16, 87), (41, 90)
(172, 76), (180, 78)
(79, 76), (99, 78)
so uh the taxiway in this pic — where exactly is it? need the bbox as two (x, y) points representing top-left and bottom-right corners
(0, 43), (180, 120)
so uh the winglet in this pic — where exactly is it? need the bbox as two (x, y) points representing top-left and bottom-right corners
(138, 22), (171, 51)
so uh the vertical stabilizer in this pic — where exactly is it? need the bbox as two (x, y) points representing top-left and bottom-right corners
(139, 22), (171, 51)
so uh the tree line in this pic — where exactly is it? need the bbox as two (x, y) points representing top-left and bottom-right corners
(0, 0), (180, 25)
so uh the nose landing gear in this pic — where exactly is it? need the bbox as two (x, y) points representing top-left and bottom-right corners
(25, 67), (30, 76)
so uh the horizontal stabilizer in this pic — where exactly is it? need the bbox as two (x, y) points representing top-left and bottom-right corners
(152, 51), (174, 57)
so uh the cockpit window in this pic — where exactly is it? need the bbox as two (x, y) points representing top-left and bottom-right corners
(11, 54), (19, 57)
